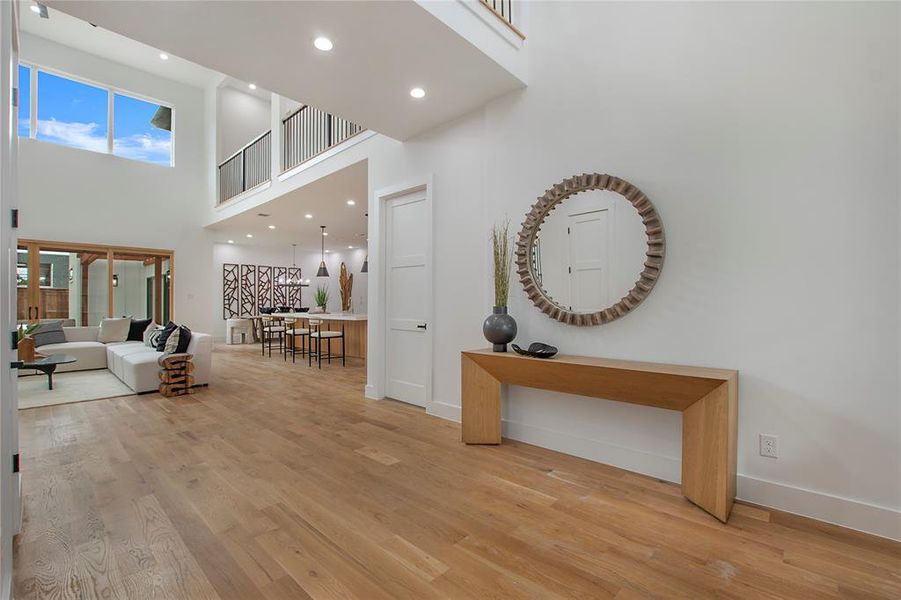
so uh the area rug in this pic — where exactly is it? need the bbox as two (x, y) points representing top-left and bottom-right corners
(18, 370), (136, 410)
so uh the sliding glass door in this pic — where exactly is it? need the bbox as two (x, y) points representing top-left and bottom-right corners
(16, 240), (173, 325)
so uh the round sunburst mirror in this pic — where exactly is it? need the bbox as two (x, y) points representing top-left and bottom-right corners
(515, 173), (665, 326)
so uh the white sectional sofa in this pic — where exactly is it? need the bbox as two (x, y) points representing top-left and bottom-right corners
(34, 326), (212, 393)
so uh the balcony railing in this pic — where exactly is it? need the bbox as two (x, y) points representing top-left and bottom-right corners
(479, 0), (524, 39)
(218, 130), (271, 204)
(282, 106), (364, 172)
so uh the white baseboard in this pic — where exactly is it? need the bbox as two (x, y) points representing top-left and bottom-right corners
(426, 400), (461, 421)
(737, 475), (900, 541)
(422, 401), (900, 541)
(364, 385), (382, 400)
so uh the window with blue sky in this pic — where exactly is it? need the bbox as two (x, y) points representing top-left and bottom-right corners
(36, 70), (108, 152)
(113, 94), (172, 166)
(20, 64), (173, 167)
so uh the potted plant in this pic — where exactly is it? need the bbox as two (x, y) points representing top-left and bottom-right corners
(16, 323), (38, 362)
(483, 220), (517, 352)
(313, 285), (330, 314)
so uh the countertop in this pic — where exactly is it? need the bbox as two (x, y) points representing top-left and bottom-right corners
(271, 312), (368, 321)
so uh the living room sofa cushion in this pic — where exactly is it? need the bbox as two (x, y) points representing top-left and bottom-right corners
(34, 340), (107, 372)
(31, 320), (66, 347)
(155, 321), (178, 351)
(98, 318), (131, 343)
(62, 326), (100, 342)
(127, 318), (153, 342)
(163, 325), (191, 354)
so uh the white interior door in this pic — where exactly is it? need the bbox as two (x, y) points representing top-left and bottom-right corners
(567, 209), (609, 311)
(0, 2), (21, 596)
(385, 188), (430, 408)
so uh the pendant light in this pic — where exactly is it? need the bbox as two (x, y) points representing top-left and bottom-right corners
(317, 225), (329, 277)
(279, 243), (306, 288)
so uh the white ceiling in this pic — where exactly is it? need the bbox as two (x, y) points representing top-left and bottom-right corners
(43, 0), (525, 140)
(208, 160), (368, 252)
(19, 1), (221, 89)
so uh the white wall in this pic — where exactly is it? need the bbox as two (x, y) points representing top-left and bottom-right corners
(363, 2), (900, 539)
(217, 85), (270, 162)
(17, 33), (216, 336)
(212, 242), (368, 338)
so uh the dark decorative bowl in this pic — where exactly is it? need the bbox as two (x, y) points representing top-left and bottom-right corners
(259, 306), (276, 314)
(276, 305), (292, 313)
(511, 342), (558, 359)
(295, 307), (310, 313)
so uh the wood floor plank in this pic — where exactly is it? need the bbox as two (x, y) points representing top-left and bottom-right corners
(12, 343), (901, 599)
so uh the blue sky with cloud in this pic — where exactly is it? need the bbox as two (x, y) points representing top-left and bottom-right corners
(19, 65), (171, 166)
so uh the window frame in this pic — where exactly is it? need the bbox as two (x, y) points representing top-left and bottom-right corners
(19, 61), (175, 167)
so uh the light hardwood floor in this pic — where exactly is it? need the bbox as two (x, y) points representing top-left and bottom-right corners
(14, 344), (901, 599)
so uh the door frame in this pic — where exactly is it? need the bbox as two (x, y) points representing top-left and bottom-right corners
(367, 176), (433, 410)
(1, 1), (20, 597)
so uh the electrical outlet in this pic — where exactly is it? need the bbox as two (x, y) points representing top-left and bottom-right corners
(759, 434), (778, 458)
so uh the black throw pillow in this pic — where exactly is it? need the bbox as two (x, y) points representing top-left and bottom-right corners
(155, 321), (178, 352)
(127, 318), (152, 342)
(163, 325), (192, 355)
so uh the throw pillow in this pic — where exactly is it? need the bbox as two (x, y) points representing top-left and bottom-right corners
(127, 318), (153, 342)
(155, 321), (178, 352)
(31, 320), (66, 348)
(98, 317), (131, 343)
(146, 326), (163, 348)
(163, 325), (192, 355)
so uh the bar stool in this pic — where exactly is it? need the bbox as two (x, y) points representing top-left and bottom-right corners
(308, 319), (345, 368)
(260, 315), (286, 357)
(284, 318), (311, 363)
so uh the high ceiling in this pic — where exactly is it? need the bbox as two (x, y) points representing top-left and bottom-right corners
(207, 160), (368, 253)
(43, 0), (525, 140)
(19, 1), (220, 89)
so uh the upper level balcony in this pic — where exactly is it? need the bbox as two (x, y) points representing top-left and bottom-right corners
(217, 99), (365, 205)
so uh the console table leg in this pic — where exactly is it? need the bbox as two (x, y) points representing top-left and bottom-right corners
(681, 379), (738, 522)
(461, 355), (502, 444)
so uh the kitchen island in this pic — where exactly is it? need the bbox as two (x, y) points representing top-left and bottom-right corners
(271, 312), (368, 360)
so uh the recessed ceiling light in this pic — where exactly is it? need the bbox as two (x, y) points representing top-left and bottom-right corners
(410, 87), (426, 99)
(314, 37), (333, 52)
(304, 214), (313, 219)
(159, 53), (169, 61)
(248, 83), (257, 90)
(346, 200), (355, 206)
(227, 240), (234, 244)
(246, 234), (253, 238)
(322, 232), (328, 236)
(348, 245), (354, 249)
(325, 249), (331, 253)
(268, 225), (276, 230)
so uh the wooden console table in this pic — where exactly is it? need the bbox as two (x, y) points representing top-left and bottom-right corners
(461, 349), (738, 522)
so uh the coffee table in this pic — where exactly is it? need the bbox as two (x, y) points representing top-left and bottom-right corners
(22, 354), (78, 390)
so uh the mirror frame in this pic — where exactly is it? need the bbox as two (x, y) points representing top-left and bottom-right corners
(515, 173), (665, 326)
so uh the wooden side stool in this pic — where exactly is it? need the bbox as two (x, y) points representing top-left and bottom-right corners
(158, 353), (195, 397)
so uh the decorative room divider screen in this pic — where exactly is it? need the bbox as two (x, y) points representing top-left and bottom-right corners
(222, 263), (302, 319)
